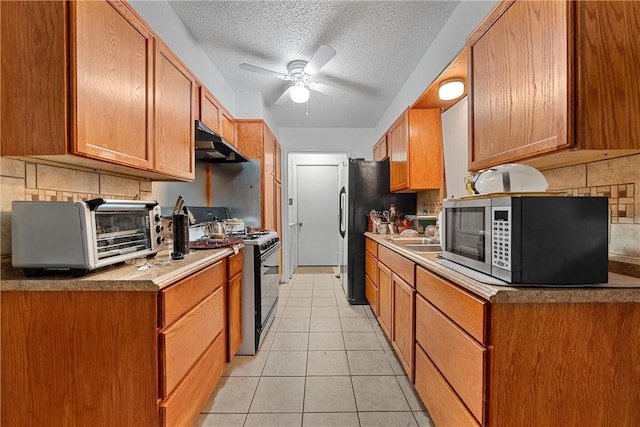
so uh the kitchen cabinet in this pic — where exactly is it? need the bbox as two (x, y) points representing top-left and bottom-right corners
(364, 238), (378, 314)
(377, 261), (393, 339)
(154, 39), (196, 180)
(1, 254), (235, 427)
(373, 135), (388, 161)
(227, 251), (243, 361)
(220, 107), (236, 147)
(388, 108), (443, 192)
(236, 120), (282, 233)
(0, 0), (197, 181)
(467, 0), (640, 171)
(200, 86), (221, 134)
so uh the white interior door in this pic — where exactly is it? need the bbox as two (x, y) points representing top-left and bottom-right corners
(297, 165), (338, 266)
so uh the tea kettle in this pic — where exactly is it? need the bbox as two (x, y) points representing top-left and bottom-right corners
(470, 163), (548, 194)
(202, 221), (226, 239)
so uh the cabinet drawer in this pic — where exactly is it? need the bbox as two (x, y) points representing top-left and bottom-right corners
(415, 294), (485, 422)
(228, 250), (243, 278)
(378, 245), (414, 287)
(365, 238), (378, 257)
(160, 259), (226, 327)
(415, 344), (480, 427)
(160, 287), (224, 397)
(416, 266), (487, 344)
(365, 274), (378, 315)
(160, 332), (226, 427)
(365, 250), (377, 282)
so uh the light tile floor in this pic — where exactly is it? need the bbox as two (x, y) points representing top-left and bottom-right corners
(193, 272), (435, 427)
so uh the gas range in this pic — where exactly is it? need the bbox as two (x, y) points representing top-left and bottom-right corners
(233, 231), (280, 254)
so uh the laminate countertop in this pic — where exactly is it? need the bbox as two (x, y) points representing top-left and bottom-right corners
(365, 232), (640, 303)
(0, 246), (240, 292)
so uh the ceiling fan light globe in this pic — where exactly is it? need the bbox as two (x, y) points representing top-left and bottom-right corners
(290, 85), (310, 103)
(438, 79), (464, 101)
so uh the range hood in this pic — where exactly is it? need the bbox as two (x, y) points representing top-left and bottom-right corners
(195, 120), (250, 163)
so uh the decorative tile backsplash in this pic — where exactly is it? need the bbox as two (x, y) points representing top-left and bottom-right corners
(554, 183), (636, 224)
(1, 158), (152, 255)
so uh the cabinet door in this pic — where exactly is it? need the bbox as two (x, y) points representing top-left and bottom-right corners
(392, 274), (415, 380)
(154, 41), (195, 180)
(388, 113), (409, 191)
(275, 142), (282, 183)
(377, 261), (393, 339)
(263, 127), (276, 175)
(263, 173), (275, 230)
(73, 0), (153, 169)
(469, 0), (570, 170)
(373, 135), (388, 161)
(220, 108), (235, 146)
(200, 87), (220, 133)
(227, 272), (242, 360)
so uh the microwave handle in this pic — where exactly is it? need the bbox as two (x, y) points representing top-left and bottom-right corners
(438, 210), (445, 251)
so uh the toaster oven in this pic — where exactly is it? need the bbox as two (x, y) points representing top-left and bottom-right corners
(12, 199), (163, 277)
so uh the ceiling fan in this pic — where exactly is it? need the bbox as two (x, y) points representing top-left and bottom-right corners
(239, 44), (346, 105)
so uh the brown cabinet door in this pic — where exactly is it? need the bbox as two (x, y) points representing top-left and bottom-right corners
(227, 272), (242, 360)
(388, 113), (409, 191)
(377, 261), (393, 339)
(72, 0), (154, 169)
(200, 87), (220, 133)
(469, 0), (570, 170)
(373, 135), (388, 161)
(275, 143), (282, 183)
(263, 173), (275, 230)
(154, 41), (195, 180)
(220, 108), (236, 146)
(392, 273), (415, 380)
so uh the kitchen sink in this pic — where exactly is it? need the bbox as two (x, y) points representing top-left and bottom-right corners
(401, 243), (441, 253)
(385, 237), (441, 254)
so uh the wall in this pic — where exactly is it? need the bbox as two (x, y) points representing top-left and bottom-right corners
(279, 128), (375, 160)
(441, 97), (470, 199)
(0, 158), (153, 256)
(542, 154), (640, 258)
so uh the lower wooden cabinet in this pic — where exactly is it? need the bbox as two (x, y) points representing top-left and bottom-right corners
(391, 274), (415, 381)
(227, 251), (243, 361)
(364, 245), (378, 314)
(377, 261), (393, 339)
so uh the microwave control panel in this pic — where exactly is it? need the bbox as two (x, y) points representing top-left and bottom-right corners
(491, 207), (511, 270)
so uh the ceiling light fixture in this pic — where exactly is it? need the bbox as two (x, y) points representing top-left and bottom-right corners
(438, 79), (464, 101)
(290, 83), (310, 104)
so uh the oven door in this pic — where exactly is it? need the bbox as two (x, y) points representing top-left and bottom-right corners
(257, 243), (281, 334)
(441, 198), (492, 275)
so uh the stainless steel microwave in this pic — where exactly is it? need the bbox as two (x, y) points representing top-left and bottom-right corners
(12, 199), (163, 277)
(440, 196), (608, 285)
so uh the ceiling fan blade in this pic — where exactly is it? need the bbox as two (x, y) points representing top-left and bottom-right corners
(309, 81), (347, 97)
(239, 63), (288, 80)
(303, 44), (336, 76)
(274, 87), (293, 105)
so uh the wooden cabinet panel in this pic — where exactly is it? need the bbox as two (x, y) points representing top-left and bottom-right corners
(1, 291), (158, 427)
(154, 40), (195, 180)
(263, 173), (275, 231)
(377, 261), (393, 339)
(365, 250), (377, 283)
(378, 245), (414, 287)
(416, 266), (487, 345)
(388, 109), (443, 192)
(73, 1), (154, 169)
(365, 237), (378, 257)
(160, 332), (226, 427)
(275, 143), (282, 182)
(235, 120), (263, 159)
(160, 259), (226, 327)
(392, 274), (415, 380)
(415, 344), (480, 427)
(227, 272), (242, 360)
(416, 295), (485, 422)
(365, 274), (378, 315)
(159, 287), (224, 397)
(220, 108), (236, 146)
(228, 251), (243, 278)
(263, 126), (276, 175)
(373, 135), (388, 161)
(468, 0), (640, 171)
(200, 87), (220, 133)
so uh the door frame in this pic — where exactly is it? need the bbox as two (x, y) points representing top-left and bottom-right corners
(285, 152), (348, 279)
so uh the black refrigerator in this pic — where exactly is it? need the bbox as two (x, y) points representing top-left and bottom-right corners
(341, 158), (417, 304)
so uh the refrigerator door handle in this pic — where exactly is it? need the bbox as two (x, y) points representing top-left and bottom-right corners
(339, 186), (346, 238)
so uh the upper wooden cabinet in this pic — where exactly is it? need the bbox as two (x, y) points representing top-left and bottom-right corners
(467, 0), (640, 171)
(1, 0), (198, 181)
(373, 135), (388, 161)
(236, 120), (282, 232)
(154, 40), (196, 180)
(388, 109), (443, 192)
(220, 108), (236, 147)
(200, 87), (221, 134)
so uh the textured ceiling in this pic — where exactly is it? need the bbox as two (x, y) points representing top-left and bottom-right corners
(167, 1), (460, 128)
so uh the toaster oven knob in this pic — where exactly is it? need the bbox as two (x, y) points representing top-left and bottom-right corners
(156, 225), (163, 233)
(155, 213), (162, 222)
(157, 236), (164, 245)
